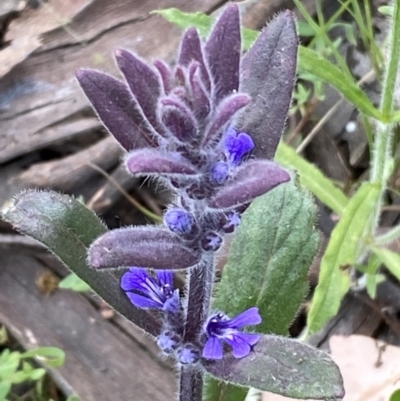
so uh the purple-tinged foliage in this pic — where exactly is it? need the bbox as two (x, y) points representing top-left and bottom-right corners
(209, 160), (291, 209)
(179, 28), (211, 92)
(89, 227), (201, 270)
(154, 59), (173, 94)
(115, 49), (167, 137)
(126, 149), (198, 176)
(235, 10), (298, 160)
(205, 4), (241, 103)
(121, 268), (180, 313)
(161, 97), (197, 141)
(202, 94), (250, 147)
(203, 307), (261, 360)
(188, 63), (211, 120)
(76, 69), (157, 151)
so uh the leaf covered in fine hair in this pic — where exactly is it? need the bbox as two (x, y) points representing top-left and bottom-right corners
(235, 11), (298, 159)
(203, 335), (344, 400)
(89, 226), (202, 270)
(205, 4), (241, 102)
(209, 160), (290, 209)
(1, 190), (160, 336)
(76, 69), (157, 150)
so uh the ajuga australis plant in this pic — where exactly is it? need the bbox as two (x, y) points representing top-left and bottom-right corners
(1, 4), (344, 401)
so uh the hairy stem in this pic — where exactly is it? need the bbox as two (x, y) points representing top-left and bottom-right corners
(369, 0), (400, 233)
(375, 223), (400, 246)
(179, 367), (203, 401)
(380, 0), (400, 121)
(179, 253), (215, 401)
(184, 253), (215, 343)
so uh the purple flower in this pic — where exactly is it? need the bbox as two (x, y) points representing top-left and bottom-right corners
(202, 307), (261, 359)
(164, 209), (195, 234)
(121, 268), (180, 313)
(224, 127), (255, 166)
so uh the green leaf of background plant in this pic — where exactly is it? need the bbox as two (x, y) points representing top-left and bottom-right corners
(307, 183), (381, 335)
(153, 8), (213, 37)
(59, 273), (91, 292)
(1, 190), (161, 337)
(66, 396), (82, 401)
(371, 246), (400, 283)
(276, 143), (348, 215)
(22, 347), (65, 368)
(0, 382), (11, 399)
(205, 180), (320, 401)
(390, 388), (400, 401)
(0, 351), (20, 379)
(298, 46), (381, 119)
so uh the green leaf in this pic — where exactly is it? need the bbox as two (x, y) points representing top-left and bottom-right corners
(205, 181), (320, 401)
(66, 396), (82, 401)
(392, 111), (400, 122)
(204, 335), (344, 400)
(276, 142), (349, 215)
(2, 190), (107, 271)
(0, 383), (11, 399)
(9, 370), (30, 384)
(153, 8), (213, 37)
(1, 190), (161, 336)
(0, 351), (20, 379)
(22, 347), (65, 368)
(29, 368), (46, 381)
(59, 273), (91, 292)
(364, 253), (383, 299)
(378, 6), (393, 16)
(307, 183), (381, 335)
(390, 388), (400, 401)
(371, 246), (400, 283)
(298, 46), (381, 120)
(153, 8), (258, 50)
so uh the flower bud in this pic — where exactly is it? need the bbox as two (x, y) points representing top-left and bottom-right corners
(157, 331), (181, 354)
(164, 209), (195, 234)
(177, 343), (200, 365)
(223, 211), (241, 233)
(202, 232), (223, 252)
(211, 162), (229, 185)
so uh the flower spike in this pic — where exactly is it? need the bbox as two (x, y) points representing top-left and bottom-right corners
(202, 307), (262, 359)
